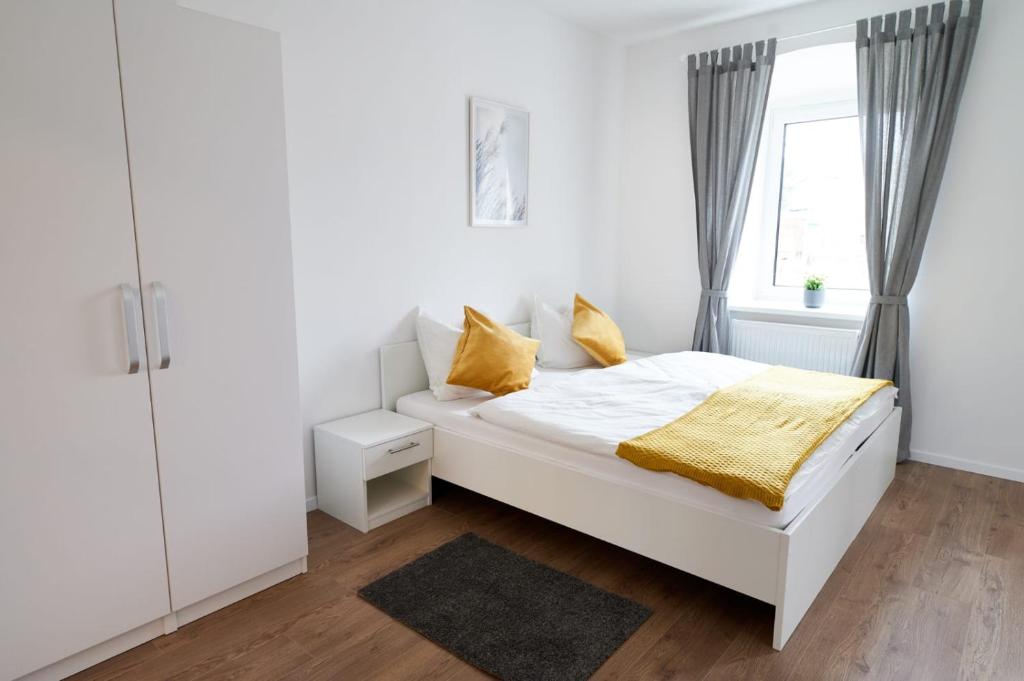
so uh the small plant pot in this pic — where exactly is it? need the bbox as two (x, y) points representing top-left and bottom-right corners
(804, 288), (826, 308)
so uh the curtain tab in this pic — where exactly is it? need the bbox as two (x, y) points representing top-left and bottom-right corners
(914, 6), (928, 36)
(883, 12), (897, 35)
(870, 295), (908, 305)
(742, 42), (754, 66)
(870, 15), (884, 39)
(969, 0), (984, 21)
(730, 44), (743, 70)
(896, 10), (913, 39)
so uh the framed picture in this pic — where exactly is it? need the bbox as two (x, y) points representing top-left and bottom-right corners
(469, 97), (529, 227)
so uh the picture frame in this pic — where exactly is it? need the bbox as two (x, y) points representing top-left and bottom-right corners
(469, 97), (530, 227)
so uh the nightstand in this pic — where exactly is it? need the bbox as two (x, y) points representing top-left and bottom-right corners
(313, 409), (433, 532)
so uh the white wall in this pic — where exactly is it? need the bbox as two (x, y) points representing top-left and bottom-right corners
(183, 0), (624, 500)
(618, 0), (1024, 478)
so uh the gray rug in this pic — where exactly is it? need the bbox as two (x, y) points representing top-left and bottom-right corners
(358, 533), (651, 681)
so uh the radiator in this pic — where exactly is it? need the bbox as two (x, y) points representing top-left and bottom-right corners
(729, 320), (860, 375)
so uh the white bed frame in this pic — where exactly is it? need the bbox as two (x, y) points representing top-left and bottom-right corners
(379, 325), (900, 650)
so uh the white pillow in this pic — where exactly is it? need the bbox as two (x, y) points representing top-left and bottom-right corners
(415, 310), (490, 401)
(531, 296), (597, 369)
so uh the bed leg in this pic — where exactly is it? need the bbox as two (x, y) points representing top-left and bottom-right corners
(772, 602), (797, 651)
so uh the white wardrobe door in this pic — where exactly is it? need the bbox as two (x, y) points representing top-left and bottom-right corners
(0, 2), (171, 678)
(113, 0), (307, 610)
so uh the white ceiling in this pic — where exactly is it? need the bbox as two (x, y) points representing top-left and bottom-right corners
(527, 0), (823, 43)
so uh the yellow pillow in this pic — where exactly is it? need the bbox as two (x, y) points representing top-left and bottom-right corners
(447, 306), (541, 396)
(572, 294), (626, 367)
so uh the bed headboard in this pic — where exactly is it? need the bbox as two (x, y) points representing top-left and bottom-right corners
(379, 322), (530, 411)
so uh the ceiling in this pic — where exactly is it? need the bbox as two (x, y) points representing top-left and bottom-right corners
(527, 0), (823, 43)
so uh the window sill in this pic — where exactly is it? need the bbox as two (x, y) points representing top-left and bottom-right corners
(729, 298), (866, 328)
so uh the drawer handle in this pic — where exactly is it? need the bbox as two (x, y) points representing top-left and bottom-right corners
(387, 441), (420, 455)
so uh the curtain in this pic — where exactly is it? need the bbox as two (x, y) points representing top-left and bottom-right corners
(688, 40), (776, 354)
(852, 1), (983, 459)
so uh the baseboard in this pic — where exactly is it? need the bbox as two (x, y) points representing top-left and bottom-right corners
(15, 619), (167, 681)
(15, 558), (307, 681)
(173, 557), (305, 627)
(306, 495), (318, 512)
(910, 449), (1024, 483)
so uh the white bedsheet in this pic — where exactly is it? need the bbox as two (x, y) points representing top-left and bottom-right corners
(397, 352), (895, 529)
(474, 351), (896, 507)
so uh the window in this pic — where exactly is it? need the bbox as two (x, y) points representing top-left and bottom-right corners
(730, 41), (869, 313)
(773, 115), (866, 290)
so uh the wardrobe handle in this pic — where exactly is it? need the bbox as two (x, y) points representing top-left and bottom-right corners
(152, 282), (171, 369)
(119, 284), (141, 374)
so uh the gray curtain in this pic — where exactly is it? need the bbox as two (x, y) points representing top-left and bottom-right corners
(688, 40), (776, 354)
(852, 1), (983, 459)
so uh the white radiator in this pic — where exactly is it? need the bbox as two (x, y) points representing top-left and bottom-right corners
(730, 320), (860, 375)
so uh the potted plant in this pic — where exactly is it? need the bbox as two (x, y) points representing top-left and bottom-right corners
(803, 275), (825, 308)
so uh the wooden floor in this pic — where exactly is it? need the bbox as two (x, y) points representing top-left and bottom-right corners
(71, 461), (1023, 681)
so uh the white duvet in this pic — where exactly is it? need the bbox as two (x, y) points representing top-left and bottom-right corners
(473, 351), (897, 501)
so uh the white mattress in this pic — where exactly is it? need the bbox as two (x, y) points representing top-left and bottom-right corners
(397, 353), (895, 529)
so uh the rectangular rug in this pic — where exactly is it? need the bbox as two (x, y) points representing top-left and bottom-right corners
(358, 533), (651, 681)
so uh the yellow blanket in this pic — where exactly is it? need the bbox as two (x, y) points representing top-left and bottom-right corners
(615, 366), (892, 511)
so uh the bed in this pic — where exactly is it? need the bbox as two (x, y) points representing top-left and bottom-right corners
(380, 324), (901, 650)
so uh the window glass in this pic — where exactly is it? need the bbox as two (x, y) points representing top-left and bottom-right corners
(772, 115), (867, 290)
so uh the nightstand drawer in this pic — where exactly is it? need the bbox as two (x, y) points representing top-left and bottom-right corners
(363, 430), (433, 480)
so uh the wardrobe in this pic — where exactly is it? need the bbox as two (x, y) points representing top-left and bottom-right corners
(0, 2), (308, 679)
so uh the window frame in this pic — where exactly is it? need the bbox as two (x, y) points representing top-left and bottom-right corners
(752, 99), (869, 307)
